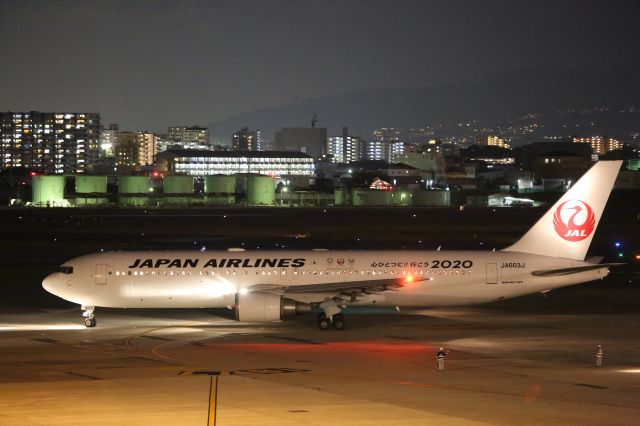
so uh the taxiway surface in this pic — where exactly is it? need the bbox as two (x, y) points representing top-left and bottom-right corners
(1, 283), (639, 426)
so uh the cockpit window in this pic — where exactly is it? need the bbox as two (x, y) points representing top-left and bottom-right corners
(60, 266), (74, 274)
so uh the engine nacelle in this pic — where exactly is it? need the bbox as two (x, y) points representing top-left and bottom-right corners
(235, 292), (310, 322)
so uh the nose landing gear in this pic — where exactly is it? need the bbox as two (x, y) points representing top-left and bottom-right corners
(82, 305), (96, 328)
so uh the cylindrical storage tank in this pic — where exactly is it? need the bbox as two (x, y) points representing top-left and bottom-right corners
(391, 190), (412, 206)
(204, 175), (235, 194)
(75, 176), (107, 193)
(119, 176), (151, 194)
(32, 176), (65, 206)
(163, 176), (194, 206)
(334, 188), (346, 206)
(246, 175), (275, 205)
(413, 190), (451, 207)
(118, 176), (152, 207)
(163, 176), (194, 194)
(351, 189), (392, 206)
(75, 176), (108, 206)
(204, 175), (236, 205)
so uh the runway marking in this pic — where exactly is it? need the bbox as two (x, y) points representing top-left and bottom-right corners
(265, 335), (324, 345)
(124, 356), (165, 364)
(574, 383), (609, 389)
(141, 335), (174, 341)
(123, 326), (203, 368)
(179, 370), (234, 376)
(32, 338), (57, 344)
(236, 367), (310, 375)
(396, 380), (432, 388)
(386, 335), (419, 341)
(64, 371), (101, 380)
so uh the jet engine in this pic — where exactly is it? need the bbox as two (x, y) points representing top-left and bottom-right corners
(235, 292), (311, 322)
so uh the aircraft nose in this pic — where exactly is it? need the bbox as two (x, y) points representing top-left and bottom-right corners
(42, 274), (59, 294)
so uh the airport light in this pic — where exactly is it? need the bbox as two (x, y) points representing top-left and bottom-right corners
(614, 241), (622, 248)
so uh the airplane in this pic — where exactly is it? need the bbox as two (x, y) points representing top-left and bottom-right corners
(43, 160), (623, 330)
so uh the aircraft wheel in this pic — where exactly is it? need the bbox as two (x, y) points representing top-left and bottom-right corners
(332, 314), (345, 330)
(317, 314), (330, 330)
(84, 317), (97, 328)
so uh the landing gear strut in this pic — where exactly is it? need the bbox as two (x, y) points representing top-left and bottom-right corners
(317, 299), (346, 330)
(82, 305), (96, 328)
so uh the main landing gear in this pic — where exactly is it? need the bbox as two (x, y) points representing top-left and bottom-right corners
(317, 299), (346, 330)
(317, 313), (345, 330)
(82, 305), (96, 328)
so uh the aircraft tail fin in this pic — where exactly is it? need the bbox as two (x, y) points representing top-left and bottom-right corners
(502, 160), (622, 260)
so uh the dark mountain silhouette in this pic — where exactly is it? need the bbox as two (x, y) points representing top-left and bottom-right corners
(209, 68), (640, 143)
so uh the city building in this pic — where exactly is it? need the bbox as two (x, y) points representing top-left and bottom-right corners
(371, 128), (401, 144)
(155, 135), (177, 153)
(371, 127), (439, 145)
(394, 151), (445, 177)
(99, 123), (119, 158)
(232, 127), (258, 151)
(114, 132), (137, 172)
(517, 140), (592, 171)
(533, 151), (591, 182)
(476, 135), (511, 149)
(136, 132), (156, 166)
(155, 149), (315, 177)
(326, 127), (361, 163)
(274, 127), (327, 158)
(573, 136), (622, 156)
(0, 111), (100, 174)
(114, 131), (156, 173)
(462, 146), (516, 165)
(422, 139), (443, 155)
(168, 126), (209, 146)
(360, 139), (406, 162)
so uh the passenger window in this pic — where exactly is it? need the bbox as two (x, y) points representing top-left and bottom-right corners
(60, 266), (74, 274)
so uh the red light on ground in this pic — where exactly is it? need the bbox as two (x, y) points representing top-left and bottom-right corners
(29, 171), (37, 176)
(635, 254), (640, 261)
(152, 171), (160, 177)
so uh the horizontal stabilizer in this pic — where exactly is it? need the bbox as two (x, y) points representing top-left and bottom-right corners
(531, 263), (623, 277)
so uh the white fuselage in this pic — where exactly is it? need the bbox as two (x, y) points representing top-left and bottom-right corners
(42, 249), (608, 309)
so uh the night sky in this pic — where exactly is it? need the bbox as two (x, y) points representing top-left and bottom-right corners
(1, 0), (638, 134)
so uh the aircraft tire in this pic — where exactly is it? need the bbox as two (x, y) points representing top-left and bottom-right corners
(84, 317), (97, 328)
(332, 314), (345, 330)
(317, 314), (330, 330)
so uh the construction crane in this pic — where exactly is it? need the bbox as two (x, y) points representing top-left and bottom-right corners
(295, 96), (318, 128)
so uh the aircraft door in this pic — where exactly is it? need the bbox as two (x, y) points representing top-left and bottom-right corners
(291, 268), (299, 281)
(485, 263), (498, 284)
(95, 264), (107, 285)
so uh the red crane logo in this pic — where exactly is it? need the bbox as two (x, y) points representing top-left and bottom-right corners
(553, 200), (596, 241)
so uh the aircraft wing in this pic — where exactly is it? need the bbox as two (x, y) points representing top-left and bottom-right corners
(531, 263), (624, 277)
(245, 276), (427, 296)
